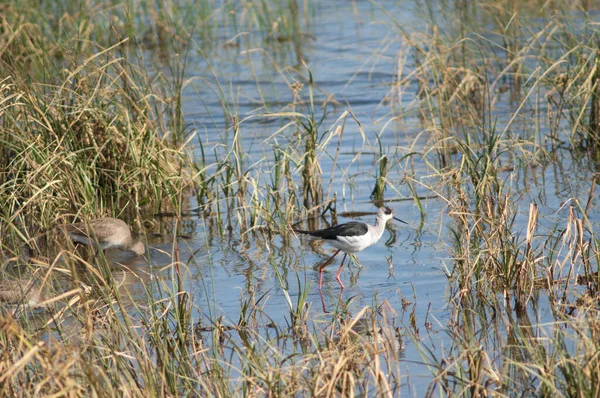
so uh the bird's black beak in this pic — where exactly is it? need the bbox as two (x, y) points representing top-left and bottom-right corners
(393, 217), (408, 224)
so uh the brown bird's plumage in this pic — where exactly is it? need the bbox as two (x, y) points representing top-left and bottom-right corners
(64, 217), (145, 256)
(0, 279), (45, 307)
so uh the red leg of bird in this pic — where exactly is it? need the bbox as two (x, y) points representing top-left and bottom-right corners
(335, 253), (347, 290)
(319, 249), (341, 290)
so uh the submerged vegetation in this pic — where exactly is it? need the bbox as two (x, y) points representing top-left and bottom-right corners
(1, 0), (600, 396)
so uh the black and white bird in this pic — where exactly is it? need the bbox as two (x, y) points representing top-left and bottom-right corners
(294, 206), (406, 289)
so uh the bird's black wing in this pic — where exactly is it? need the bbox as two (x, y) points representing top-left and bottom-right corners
(295, 222), (368, 240)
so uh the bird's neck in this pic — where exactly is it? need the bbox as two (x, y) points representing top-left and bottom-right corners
(370, 218), (387, 242)
(374, 216), (386, 228)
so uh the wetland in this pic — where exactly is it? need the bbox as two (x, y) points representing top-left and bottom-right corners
(1, 0), (600, 396)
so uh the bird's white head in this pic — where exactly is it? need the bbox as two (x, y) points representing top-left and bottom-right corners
(377, 206), (407, 225)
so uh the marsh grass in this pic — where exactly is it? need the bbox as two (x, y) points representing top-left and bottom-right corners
(386, 1), (600, 395)
(0, 0), (408, 395)
(4, 0), (600, 395)
(0, 251), (404, 396)
(0, 10), (198, 258)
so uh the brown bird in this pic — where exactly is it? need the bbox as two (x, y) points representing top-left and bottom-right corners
(0, 279), (45, 307)
(64, 218), (145, 256)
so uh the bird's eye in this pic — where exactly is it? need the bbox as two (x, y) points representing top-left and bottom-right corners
(384, 207), (392, 214)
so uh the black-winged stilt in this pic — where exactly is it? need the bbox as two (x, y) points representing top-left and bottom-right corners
(294, 206), (406, 289)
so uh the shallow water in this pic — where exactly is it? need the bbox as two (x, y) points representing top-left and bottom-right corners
(7, 0), (595, 395)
